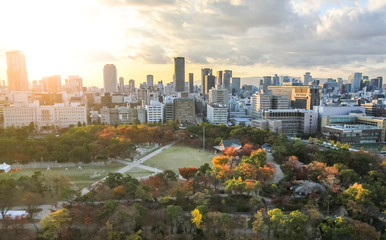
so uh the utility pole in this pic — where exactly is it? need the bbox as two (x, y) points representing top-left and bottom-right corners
(203, 125), (205, 151)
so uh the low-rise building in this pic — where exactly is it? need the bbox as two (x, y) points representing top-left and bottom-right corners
(174, 98), (195, 123)
(4, 102), (88, 129)
(251, 109), (318, 134)
(322, 124), (382, 143)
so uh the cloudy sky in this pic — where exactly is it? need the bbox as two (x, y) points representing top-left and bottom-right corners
(0, 0), (386, 87)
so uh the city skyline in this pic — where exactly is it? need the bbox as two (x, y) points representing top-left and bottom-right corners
(1, 0), (386, 87)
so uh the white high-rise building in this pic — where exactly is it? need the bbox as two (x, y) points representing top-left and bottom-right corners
(207, 103), (228, 125)
(6, 51), (28, 91)
(147, 75), (154, 87)
(146, 100), (164, 123)
(348, 72), (362, 92)
(302, 72), (312, 86)
(103, 64), (117, 93)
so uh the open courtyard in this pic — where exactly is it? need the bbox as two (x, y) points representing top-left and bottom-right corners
(142, 145), (215, 173)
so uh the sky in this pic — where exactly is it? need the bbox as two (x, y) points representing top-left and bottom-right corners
(0, 0), (386, 87)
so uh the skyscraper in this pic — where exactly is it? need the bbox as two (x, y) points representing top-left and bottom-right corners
(223, 70), (232, 92)
(147, 75), (154, 87)
(302, 72), (312, 86)
(273, 74), (280, 86)
(189, 73), (194, 93)
(119, 77), (125, 93)
(262, 76), (272, 90)
(103, 64), (117, 93)
(201, 68), (212, 94)
(348, 72), (362, 92)
(128, 79), (135, 96)
(216, 71), (223, 88)
(205, 74), (216, 94)
(174, 57), (185, 92)
(231, 77), (241, 95)
(42, 75), (62, 92)
(6, 51), (28, 91)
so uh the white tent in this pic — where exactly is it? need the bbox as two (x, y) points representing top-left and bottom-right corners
(0, 163), (11, 173)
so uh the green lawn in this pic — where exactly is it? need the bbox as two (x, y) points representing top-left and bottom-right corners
(142, 145), (215, 173)
(0, 162), (125, 190)
(126, 167), (154, 178)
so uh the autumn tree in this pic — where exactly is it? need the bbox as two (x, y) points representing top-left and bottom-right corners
(191, 208), (203, 229)
(179, 167), (198, 180)
(40, 208), (72, 240)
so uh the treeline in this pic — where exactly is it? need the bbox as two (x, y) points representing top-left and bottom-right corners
(0, 123), (276, 164)
(0, 123), (178, 164)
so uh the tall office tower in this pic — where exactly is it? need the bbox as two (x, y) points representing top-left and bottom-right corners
(205, 74), (216, 94)
(377, 76), (383, 89)
(147, 75), (154, 87)
(42, 75), (62, 92)
(302, 72), (312, 86)
(262, 76), (272, 90)
(103, 64), (117, 93)
(174, 57), (185, 92)
(201, 68), (212, 94)
(128, 79), (135, 95)
(348, 72), (362, 92)
(119, 77), (124, 93)
(231, 77), (241, 95)
(273, 74), (280, 86)
(189, 73), (194, 93)
(216, 71), (223, 88)
(65, 75), (83, 93)
(6, 51), (28, 91)
(223, 70), (232, 92)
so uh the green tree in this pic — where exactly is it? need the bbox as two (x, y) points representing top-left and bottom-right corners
(166, 205), (184, 234)
(40, 208), (72, 240)
(0, 179), (17, 219)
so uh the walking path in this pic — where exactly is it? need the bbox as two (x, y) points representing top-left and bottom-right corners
(266, 153), (284, 184)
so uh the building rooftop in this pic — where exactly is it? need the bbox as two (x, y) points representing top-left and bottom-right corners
(325, 124), (381, 131)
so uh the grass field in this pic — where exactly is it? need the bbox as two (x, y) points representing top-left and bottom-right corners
(0, 162), (125, 190)
(126, 167), (154, 178)
(142, 145), (215, 173)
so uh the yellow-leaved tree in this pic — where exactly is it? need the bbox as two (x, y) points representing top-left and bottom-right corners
(191, 208), (203, 229)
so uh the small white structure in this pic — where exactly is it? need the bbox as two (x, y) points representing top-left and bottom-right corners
(0, 163), (11, 173)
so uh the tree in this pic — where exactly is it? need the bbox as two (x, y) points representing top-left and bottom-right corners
(0, 179), (17, 219)
(238, 163), (258, 180)
(225, 177), (246, 195)
(22, 192), (43, 220)
(341, 183), (371, 214)
(166, 205), (184, 234)
(252, 210), (267, 238)
(40, 208), (72, 240)
(212, 156), (230, 166)
(267, 208), (284, 238)
(191, 208), (203, 229)
(320, 217), (353, 240)
(179, 167), (198, 179)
